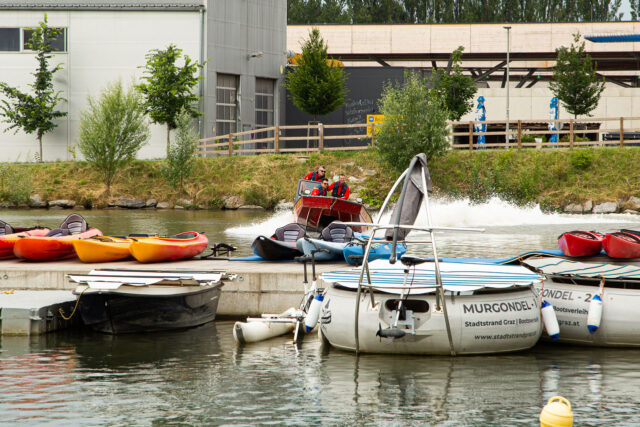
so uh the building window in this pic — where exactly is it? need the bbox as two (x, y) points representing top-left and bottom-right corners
(0, 28), (20, 51)
(216, 74), (238, 136)
(255, 78), (275, 128)
(23, 28), (67, 52)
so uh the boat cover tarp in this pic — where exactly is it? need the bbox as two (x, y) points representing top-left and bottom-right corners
(320, 259), (543, 295)
(385, 153), (431, 241)
(523, 257), (640, 279)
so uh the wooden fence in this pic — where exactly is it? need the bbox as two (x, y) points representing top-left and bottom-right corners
(198, 116), (640, 156)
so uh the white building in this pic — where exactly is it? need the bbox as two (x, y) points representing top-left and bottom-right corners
(0, 0), (287, 161)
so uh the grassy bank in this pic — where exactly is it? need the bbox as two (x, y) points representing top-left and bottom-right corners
(2, 147), (639, 210)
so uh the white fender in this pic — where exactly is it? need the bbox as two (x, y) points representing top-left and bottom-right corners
(587, 294), (603, 334)
(541, 300), (560, 341)
(304, 294), (324, 332)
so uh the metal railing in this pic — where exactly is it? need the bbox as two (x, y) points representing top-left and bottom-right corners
(198, 116), (640, 156)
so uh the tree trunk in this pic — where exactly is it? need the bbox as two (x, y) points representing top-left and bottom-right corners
(37, 131), (43, 162)
(166, 123), (171, 157)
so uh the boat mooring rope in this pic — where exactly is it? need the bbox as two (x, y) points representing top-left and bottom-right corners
(58, 287), (88, 320)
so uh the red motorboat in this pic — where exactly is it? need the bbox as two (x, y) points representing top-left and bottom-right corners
(293, 179), (372, 232)
(603, 231), (640, 259)
(557, 230), (604, 257)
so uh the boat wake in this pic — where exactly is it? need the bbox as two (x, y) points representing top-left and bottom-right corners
(224, 209), (295, 236)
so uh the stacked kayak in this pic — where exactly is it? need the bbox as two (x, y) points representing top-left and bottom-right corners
(14, 214), (102, 261)
(0, 221), (50, 259)
(72, 235), (137, 263)
(129, 231), (208, 263)
(252, 223), (306, 261)
(557, 230), (604, 257)
(603, 230), (640, 259)
(296, 222), (353, 262)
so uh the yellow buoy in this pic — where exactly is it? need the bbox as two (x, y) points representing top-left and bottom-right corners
(540, 396), (573, 427)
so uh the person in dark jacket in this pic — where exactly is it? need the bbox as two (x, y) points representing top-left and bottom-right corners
(303, 166), (326, 182)
(327, 174), (350, 200)
(311, 178), (329, 196)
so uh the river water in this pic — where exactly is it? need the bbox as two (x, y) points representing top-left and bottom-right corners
(1, 199), (640, 425)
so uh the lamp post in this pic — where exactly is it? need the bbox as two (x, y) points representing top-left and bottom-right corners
(504, 25), (511, 146)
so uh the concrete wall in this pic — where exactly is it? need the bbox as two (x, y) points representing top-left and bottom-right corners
(0, 10), (201, 161)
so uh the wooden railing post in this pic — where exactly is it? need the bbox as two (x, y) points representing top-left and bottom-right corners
(318, 123), (324, 152)
(620, 117), (624, 147)
(517, 120), (522, 149)
(274, 126), (279, 153)
(569, 120), (574, 149)
(228, 134), (233, 156)
(468, 122), (473, 150)
(370, 123), (375, 147)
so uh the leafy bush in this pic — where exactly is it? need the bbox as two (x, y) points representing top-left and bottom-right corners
(78, 79), (149, 193)
(161, 109), (198, 191)
(376, 71), (449, 173)
(569, 149), (594, 170)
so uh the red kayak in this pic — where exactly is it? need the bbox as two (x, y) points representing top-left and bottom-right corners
(603, 231), (640, 259)
(558, 230), (604, 257)
(13, 214), (103, 261)
(0, 221), (50, 259)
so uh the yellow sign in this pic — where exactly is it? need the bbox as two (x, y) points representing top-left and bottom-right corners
(366, 114), (384, 135)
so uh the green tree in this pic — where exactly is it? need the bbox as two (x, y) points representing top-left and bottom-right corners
(284, 28), (347, 120)
(376, 72), (449, 173)
(0, 15), (67, 162)
(162, 109), (199, 192)
(288, 0), (350, 24)
(136, 44), (203, 156)
(432, 46), (476, 121)
(550, 33), (605, 119)
(78, 80), (149, 193)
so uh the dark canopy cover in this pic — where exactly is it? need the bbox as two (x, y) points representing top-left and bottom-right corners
(385, 153), (432, 241)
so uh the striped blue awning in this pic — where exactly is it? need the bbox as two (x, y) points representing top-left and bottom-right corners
(524, 257), (640, 279)
(320, 259), (543, 295)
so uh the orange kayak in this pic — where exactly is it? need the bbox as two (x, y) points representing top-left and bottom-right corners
(14, 228), (103, 261)
(72, 236), (140, 263)
(0, 228), (50, 259)
(129, 232), (208, 263)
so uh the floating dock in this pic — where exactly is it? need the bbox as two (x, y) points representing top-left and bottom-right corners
(0, 258), (344, 334)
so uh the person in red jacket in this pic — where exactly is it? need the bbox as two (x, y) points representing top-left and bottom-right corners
(310, 178), (329, 196)
(327, 174), (350, 200)
(303, 166), (326, 182)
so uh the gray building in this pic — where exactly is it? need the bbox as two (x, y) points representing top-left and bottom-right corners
(0, 0), (286, 161)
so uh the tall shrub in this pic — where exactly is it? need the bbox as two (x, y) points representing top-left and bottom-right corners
(284, 28), (347, 120)
(0, 15), (67, 162)
(136, 44), (204, 156)
(550, 32), (604, 119)
(376, 72), (449, 173)
(78, 80), (149, 193)
(432, 46), (477, 121)
(162, 109), (198, 192)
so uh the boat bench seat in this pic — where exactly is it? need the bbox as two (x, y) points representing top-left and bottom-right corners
(45, 213), (89, 237)
(0, 220), (13, 235)
(273, 223), (306, 242)
(321, 222), (353, 243)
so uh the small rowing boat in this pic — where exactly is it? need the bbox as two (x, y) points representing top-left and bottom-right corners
(603, 230), (640, 259)
(252, 223), (305, 261)
(558, 230), (604, 257)
(129, 232), (208, 263)
(0, 221), (50, 259)
(13, 214), (102, 261)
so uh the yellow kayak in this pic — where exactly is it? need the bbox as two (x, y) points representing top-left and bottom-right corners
(72, 236), (138, 263)
(129, 232), (208, 263)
